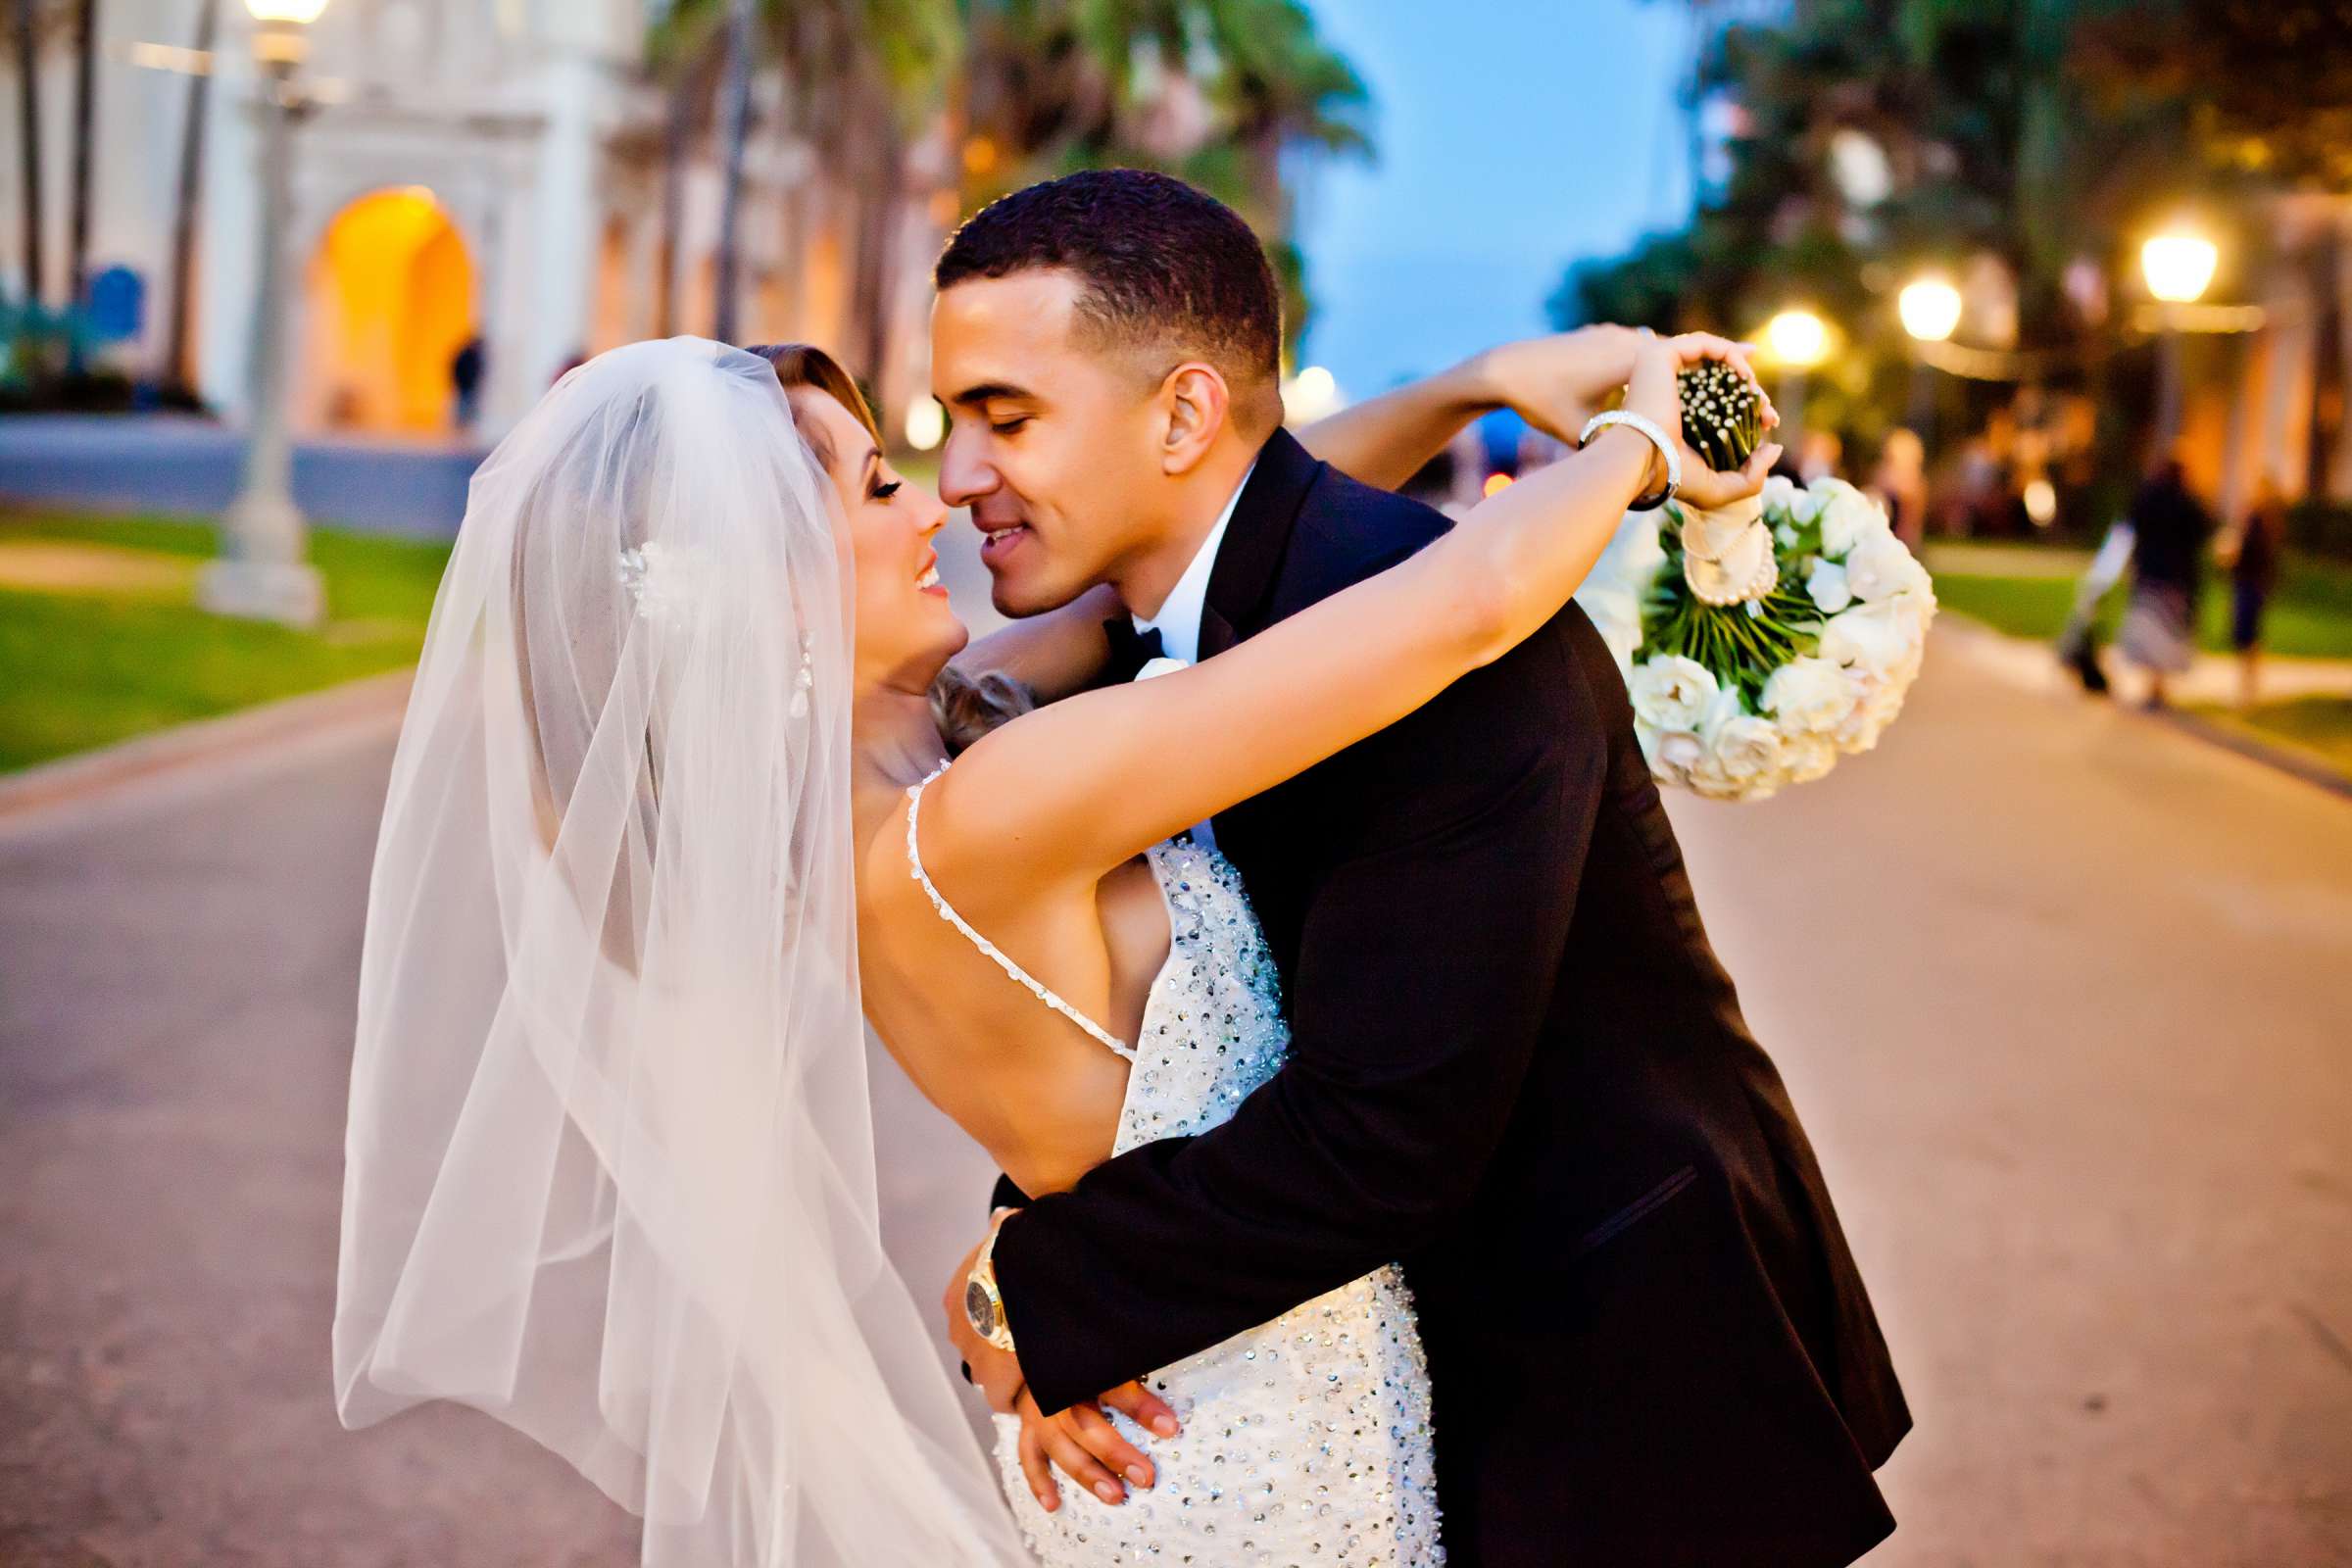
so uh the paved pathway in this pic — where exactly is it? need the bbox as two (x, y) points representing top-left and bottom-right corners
(2, 543), (2348, 1563)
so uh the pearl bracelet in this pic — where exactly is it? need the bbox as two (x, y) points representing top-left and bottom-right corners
(1580, 409), (1681, 513)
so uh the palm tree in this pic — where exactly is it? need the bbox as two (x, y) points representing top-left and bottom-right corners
(711, 0), (754, 343)
(1200, 0), (1369, 222)
(654, 0), (956, 372)
(160, 0), (219, 393)
(64, 0), (94, 372)
(12, 0), (45, 311)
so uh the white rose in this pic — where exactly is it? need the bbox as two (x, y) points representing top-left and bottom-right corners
(1695, 682), (1745, 735)
(1761, 655), (1852, 736)
(1818, 600), (1915, 678)
(1636, 719), (1682, 784)
(1641, 723), (1705, 786)
(1629, 656), (1719, 732)
(1656, 727), (1706, 775)
(1709, 712), (1787, 783)
(1843, 531), (1924, 604)
(1592, 510), (1667, 589)
(1806, 558), (1852, 614)
(1784, 732), (1838, 784)
(1834, 676), (1893, 752)
(1685, 752), (1749, 800)
(1575, 585), (1642, 675)
(1761, 473), (1799, 517)
(1812, 476), (1890, 556)
(1777, 522), (1800, 549)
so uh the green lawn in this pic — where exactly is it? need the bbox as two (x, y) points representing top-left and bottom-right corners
(1927, 545), (2352, 661)
(2190, 696), (2352, 776)
(0, 511), (450, 772)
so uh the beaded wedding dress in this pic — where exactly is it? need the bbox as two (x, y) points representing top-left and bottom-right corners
(906, 767), (1444, 1568)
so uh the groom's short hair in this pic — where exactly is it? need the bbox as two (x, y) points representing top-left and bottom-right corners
(936, 170), (1283, 412)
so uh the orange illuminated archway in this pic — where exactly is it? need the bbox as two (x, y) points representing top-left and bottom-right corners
(303, 187), (476, 434)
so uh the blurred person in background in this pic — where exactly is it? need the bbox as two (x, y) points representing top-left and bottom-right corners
(450, 335), (486, 431)
(2056, 517), (2132, 697)
(1869, 428), (1928, 551)
(2221, 477), (2287, 709)
(1797, 428), (1843, 483)
(2116, 456), (2214, 708)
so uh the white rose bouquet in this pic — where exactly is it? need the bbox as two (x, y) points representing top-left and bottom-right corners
(1575, 473), (1936, 802)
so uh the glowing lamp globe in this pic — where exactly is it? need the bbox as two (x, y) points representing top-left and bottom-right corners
(2141, 232), (2218, 305)
(1898, 278), (1962, 343)
(1764, 309), (1830, 369)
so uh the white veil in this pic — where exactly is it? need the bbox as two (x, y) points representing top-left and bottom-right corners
(333, 338), (1028, 1567)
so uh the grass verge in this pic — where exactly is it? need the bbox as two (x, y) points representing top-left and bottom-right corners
(2187, 696), (2352, 779)
(0, 511), (449, 772)
(1926, 545), (2352, 661)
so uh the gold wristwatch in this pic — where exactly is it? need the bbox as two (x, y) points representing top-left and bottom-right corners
(963, 1207), (1018, 1353)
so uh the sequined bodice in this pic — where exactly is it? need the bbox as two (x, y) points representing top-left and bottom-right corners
(1110, 838), (1288, 1153)
(983, 838), (1443, 1567)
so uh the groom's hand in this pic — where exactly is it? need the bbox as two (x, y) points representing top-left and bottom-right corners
(944, 1227), (1182, 1510)
(944, 1239), (1027, 1414)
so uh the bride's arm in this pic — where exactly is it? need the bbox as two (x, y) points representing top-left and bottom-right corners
(1293, 325), (1652, 490)
(926, 333), (1778, 896)
(948, 327), (1676, 700)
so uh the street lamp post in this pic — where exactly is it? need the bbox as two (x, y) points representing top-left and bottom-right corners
(1897, 275), (1961, 447)
(198, 0), (328, 627)
(2140, 227), (2218, 454)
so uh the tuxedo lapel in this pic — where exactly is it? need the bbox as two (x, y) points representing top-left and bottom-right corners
(1200, 427), (1323, 659)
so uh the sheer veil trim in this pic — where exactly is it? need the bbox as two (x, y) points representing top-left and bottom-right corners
(332, 338), (1028, 1566)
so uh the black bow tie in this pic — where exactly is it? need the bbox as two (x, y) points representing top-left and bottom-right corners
(1103, 620), (1164, 684)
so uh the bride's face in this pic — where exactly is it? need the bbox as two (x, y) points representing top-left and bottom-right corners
(795, 389), (968, 694)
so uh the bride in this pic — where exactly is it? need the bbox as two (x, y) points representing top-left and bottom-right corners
(333, 330), (1772, 1566)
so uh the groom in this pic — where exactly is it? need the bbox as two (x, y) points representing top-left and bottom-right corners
(933, 170), (1909, 1566)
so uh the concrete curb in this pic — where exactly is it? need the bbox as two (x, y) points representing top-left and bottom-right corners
(2147, 707), (2352, 804)
(1937, 614), (2352, 803)
(0, 667), (415, 827)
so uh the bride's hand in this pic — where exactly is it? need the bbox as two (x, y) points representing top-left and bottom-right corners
(1624, 330), (1783, 512)
(1469, 325), (1644, 446)
(1012, 1382), (1175, 1511)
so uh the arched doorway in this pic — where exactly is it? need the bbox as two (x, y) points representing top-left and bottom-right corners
(303, 187), (476, 434)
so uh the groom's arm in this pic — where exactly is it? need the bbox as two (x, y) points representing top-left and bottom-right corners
(990, 612), (1604, 1415)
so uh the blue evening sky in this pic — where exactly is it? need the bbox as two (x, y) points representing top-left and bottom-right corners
(1295, 0), (1696, 397)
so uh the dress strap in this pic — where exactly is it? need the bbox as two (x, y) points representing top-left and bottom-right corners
(904, 762), (1136, 1062)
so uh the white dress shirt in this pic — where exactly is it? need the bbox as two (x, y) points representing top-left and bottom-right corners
(1130, 464), (1253, 848)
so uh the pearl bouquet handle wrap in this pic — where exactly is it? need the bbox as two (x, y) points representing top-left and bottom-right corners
(1573, 474), (1937, 802)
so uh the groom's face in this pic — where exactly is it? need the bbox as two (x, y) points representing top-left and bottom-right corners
(932, 271), (1169, 617)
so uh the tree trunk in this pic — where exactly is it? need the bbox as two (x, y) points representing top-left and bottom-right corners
(13, 0), (44, 308)
(161, 0), (219, 391)
(2330, 208), (2352, 502)
(64, 0), (97, 371)
(852, 125), (901, 396)
(710, 0), (753, 343)
(653, 60), (691, 338)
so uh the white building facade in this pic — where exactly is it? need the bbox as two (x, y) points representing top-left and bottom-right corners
(4, 0), (946, 438)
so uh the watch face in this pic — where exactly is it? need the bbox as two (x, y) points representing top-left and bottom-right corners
(963, 1277), (998, 1336)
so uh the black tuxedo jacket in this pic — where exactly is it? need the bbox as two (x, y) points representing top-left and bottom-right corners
(992, 429), (1910, 1567)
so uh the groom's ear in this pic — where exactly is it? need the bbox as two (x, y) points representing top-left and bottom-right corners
(1157, 362), (1232, 476)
